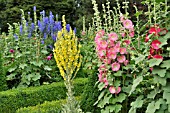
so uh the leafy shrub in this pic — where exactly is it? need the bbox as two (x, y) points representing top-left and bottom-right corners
(0, 49), (7, 91)
(16, 97), (81, 113)
(0, 78), (87, 113)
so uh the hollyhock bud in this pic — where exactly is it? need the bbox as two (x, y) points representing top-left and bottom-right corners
(9, 49), (15, 53)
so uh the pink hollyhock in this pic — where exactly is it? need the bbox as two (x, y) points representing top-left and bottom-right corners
(148, 55), (152, 59)
(114, 42), (121, 52)
(98, 40), (108, 49)
(129, 31), (135, 37)
(108, 40), (115, 47)
(81, 31), (86, 35)
(97, 29), (105, 37)
(99, 64), (107, 72)
(9, 49), (15, 53)
(150, 67), (153, 71)
(123, 40), (131, 46)
(115, 87), (121, 94)
(111, 62), (120, 71)
(109, 86), (116, 94)
(120, 47), (127, 54)
(46, 55), (52, 60)
(145, 34), (149, 42)
(151, 40), (161, 50)
(103, 77), (108, 88)
(120, 13), (125, 22)
(95, 35), (102, 44)
(108, 32), (118, 42)
(98, 73), (103, 82)
(153, 54), (163, 60)
(149, 27), (161, 36)
(124, 60), (129, 66)
(107, 52), (117, 60)
(123, 19), (134, 29)
(121, 32), (126, 37)
(97, 49), (106, 59)
(103, 58), (111, 64)
(117, 55), (126, 63)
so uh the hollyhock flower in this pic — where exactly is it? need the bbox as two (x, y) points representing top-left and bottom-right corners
(108, 32), (118, 42)
(111, 62), (120, 72)
(120, 47), (127, 54)
(121, 32), (126, 37)
(124, 60), (129, 66)
(81, 31), (86, 35)
(149, 27), (161, 36)
(97, 49), (106, 58)
(129, 31), (135, 37)
(150, 48), (155, 55)
(95, 34), (102, 44)
(103, 77), (108, 88)
(115, 87), (121, 94)
(46, 55), (52, 60)
(123, 40), (131, 46)
(123, 19), (134, 29)
(109, 86), (116, 94)
(97, 30), (105, 37)
(107, 52), (117, 60)
(148, 55), (152, 59)
(150, 67), (153, 71)
(151, 40), (161, 50)
(145, 34), (149, 42)
(153, 54), (163, 60)
(9, 49), (15, 53)
(98, 40), (108, 49)
(114, 42), (121, 52)
(103, 58), (111, 64)
(117, 55), (126, 63)
(99, 64), (107, 72)
(98, 72), (103, 82)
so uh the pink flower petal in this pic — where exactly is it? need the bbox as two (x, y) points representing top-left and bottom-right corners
(111, 62), (120, 72)
(109, 86), (116, 94)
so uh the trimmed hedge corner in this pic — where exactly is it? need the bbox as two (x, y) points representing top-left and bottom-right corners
(0, 78), (87, 113)
(16, 97), (81, 113)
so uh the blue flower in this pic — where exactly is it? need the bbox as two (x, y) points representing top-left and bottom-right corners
(14, 34), (18, 39)
(41, 40), (44, 44)
(28, 12), (30, 15)
(31, 23), (35, 31)
(20, 25), (23, 34)
(66, 24), (70, 32)
(43, 33), (47, 39)
(56, 21), (62, 31)
(28, 32), (32, 38)
(74, 27), (76, 34)
(33, 6), (36, 12)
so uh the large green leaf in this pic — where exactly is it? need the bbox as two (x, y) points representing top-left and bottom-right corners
(129, 76), (143, 96)
(19, 63), (27, 69)
(110, 93), (126, 104)
(44, 66), (52, 71)
(94, 90), (106, 106)
(98, 82), (105, 91)
(97, 93), (112, 108)
(161, 60), (170, 69)
(6, 73), (17, 80)
(149, 59), (163, 67)
(163, 92), (170, 104)
(134, 54), (145, 64)
(131, 95), (144, 108)
(114, 71), (123, 76)
(8, 66), (17, 72)
(152, 67), (166, 77)
(32, 73), (41, 81)
(153, 75), (167, 86)
(147, 88), (161, 99)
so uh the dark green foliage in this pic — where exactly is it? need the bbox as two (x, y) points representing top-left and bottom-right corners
(0, 78), (87, 113)
(0, 50), (7, 91)
(16, 97), (81, 113)
(0, 0), (76, 32)
(80, 71), (101, 113)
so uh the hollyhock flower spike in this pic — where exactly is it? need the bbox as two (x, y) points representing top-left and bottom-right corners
(151, 40), (161, 50)
(111, 62), (120, 72)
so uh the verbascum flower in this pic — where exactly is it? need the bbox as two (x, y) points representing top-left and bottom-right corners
(53, 15), (82, 80)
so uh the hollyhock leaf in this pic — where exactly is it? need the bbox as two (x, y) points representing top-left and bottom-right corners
(161, 60), (170, 69)
(97, 93), (112, 108)
(32, 73), (41, 81)
(109, 93), (126, 104)
(41, 49), (48, 54)
(153, 75), (166, 86)
(152, 67), (166, 77)
(114, 104), (122, 113)
(130, 95), (144, 108)
(134, 54), (145, 64)
(94, 90), (106, 106)
(8, 66), (17, 72)
(129, 76), (143, 96)
(163, 91), (170, 104)
(19, 63), (27, 69)
(114, 80), (121, 87)
(148, 59), (162, 67)
(114, 71), (123, 76)
(98, 82), (105, 91)
(163, 32), (170, 39)
(147, 88), (161, 99)
(159, 38), (167, 48)
(44, 66), (52, 71)
(6, 73), (17, 80)
(146, 101), (156, 113)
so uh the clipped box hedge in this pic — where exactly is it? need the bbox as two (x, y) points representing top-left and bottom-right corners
(16, 97), (81, 113)
(0, 78), (87, 113)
